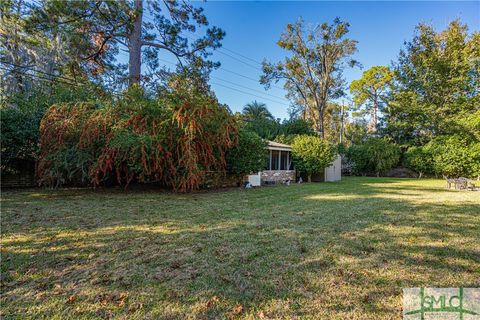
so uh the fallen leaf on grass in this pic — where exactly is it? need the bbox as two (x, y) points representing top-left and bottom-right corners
(66, 295), (76, 304)
(95, 292), (128, 307)
(231, 304), (244, 315)
(128, 302), (144, 313)
(206, 295), (220, 309)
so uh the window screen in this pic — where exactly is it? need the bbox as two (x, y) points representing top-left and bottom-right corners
(271, 150), (280, 170)
(280, 151), (289, 170)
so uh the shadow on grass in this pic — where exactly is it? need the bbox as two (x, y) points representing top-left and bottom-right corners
(1, 177), (479, 318)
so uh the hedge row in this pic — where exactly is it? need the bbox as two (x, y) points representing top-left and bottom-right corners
(344, 136), (480, 179)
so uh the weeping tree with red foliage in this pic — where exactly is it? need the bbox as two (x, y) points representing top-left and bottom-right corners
(164, 76), (237, 191)
(37, 76), (237, 192)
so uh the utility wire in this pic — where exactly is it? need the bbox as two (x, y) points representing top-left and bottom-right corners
(220, 46), (263, 66)
(210, 81), (290, 107)
(215, 50), (263, 72)
(4, 59), (287, 103)
(2, 63), (287, 105)
(2, 67), (290, 111)
(181, 33), (285, 89)
(1, 65), (78, 87)
(1, 62), (126, 96)
(143, 16), (264, 67)
(178, 31), (263, 71)
(156, 57), (288, 103)
(211, 76), (288, 104)
(1, 61), (82, 85)
(217, 66), (284, 91)
(141, 16), (286, 89)
(1, 66), (123, 96)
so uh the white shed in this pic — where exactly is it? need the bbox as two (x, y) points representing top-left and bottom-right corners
(324, 154), (342, 182)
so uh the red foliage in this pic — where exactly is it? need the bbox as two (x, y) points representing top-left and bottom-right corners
(37, 84), (237, 192)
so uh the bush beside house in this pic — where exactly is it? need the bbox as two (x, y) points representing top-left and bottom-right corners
(226, 129), (268, 185)
(291, 135), (336, 182)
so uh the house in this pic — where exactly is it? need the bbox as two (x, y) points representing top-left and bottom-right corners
(260, 141), (296, 185)
(247, 141), (341, 186)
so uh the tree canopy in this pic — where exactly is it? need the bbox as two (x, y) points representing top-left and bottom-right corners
(1, 0), (224, 94)
(242, 101), (274, 121)
(261, 18), (358, 139)
(384, 20), (479, 145)
(350, 66), (394, 133)
(2, 3), (479, 186)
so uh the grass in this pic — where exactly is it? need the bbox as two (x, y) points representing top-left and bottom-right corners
(1, 177), (479, 319)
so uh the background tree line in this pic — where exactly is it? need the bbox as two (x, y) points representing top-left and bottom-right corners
(1, 0), (479, 190)
(256, 18), (479, 178)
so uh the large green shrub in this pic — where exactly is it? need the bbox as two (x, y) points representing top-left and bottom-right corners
(226, 129), (268, 183)
(402, 135), (479, 179)
(1, 84), (103, 174)
(280, 118), (315, 136)
(1, 103), (44, 174)
(345, 144), (370, 175)
(404, 146), (434, 178)
(243, 117), (280, 141)
(427, 136), (480, 178)
(469, 143), (480, 179)
(347, 138), (401, 176)
(291, 135), (336, 182)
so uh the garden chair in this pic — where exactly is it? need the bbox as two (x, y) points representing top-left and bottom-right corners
(444, 176), (456, 189)
(455, 177), (469, 190)
(467, 179), (477, 191)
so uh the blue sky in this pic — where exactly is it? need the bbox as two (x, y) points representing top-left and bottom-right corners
(148, 1), (479, 119)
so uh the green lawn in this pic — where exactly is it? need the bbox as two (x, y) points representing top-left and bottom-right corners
(1, 177), (479, 319)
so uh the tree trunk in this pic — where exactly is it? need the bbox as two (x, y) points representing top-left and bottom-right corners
(318, 106), (325, 139)
(128, 0), (143, 86)
(339, 101), (345, 144)
(308, 174), (312, 183)
(372, 94), (378, 132)
(13, 0), (24, 93)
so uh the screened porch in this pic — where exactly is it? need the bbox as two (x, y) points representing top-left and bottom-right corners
(266, 148), (293, 171)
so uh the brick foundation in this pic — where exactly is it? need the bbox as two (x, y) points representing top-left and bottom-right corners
(260, 170), (295, 185)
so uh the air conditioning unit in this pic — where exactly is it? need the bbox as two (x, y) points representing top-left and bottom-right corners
(247, 172), (261, 187)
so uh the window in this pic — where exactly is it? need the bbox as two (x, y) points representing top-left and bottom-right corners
(267, 150), (292, 170)
(280, 151), (289, 170)
(271, 150), (280, 170)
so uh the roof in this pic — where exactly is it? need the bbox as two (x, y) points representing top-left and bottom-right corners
(266, 141), (292, 151)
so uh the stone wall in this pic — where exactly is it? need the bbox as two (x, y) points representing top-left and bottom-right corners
(260, 170), (296, 185)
